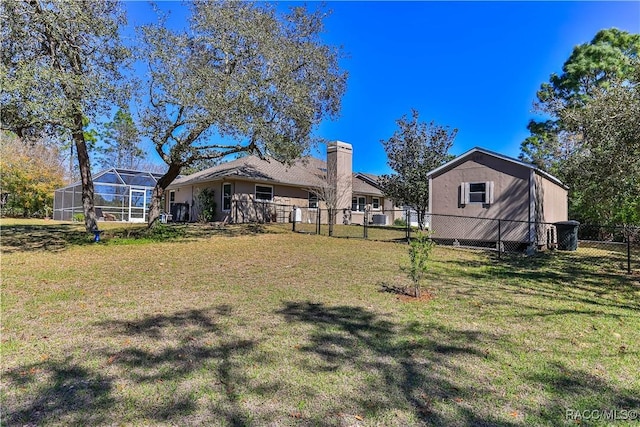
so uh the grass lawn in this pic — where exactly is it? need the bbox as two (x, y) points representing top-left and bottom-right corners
(1, 219), (639, 426)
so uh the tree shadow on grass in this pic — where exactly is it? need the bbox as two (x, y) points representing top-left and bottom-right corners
(526, 361), (640, 424)
(276, 301), (640, 426)
(2, 306), (259, 426)
(276, 301), (517, 426)
(2, 357), (114, 426)
(442, 250), (640, 312)
(0, 222), (287, 253)
(0, 224), (94, 253)
(95, 306), (258, 425)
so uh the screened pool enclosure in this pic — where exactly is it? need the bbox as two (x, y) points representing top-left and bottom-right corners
(53, 168), (164, 222)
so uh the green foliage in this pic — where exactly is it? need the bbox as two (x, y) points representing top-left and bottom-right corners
(139, 1), (347, 226)
(520, 28), (640, 225)
(180, 158), (222, 175)
(393, 218), (407, 227)
(127, 223), (187, 242)
(558, 60), (640, 225)
(1, 0), (132, 231)
(73, 213), (85, 222)
(1, 1), (131, 137)
(0, 134), (65, 217)
(407, 232), (435, 298)
(379, 109), (457, 229)
(196, 188), (217, 223)
(97, 109), (144, 170)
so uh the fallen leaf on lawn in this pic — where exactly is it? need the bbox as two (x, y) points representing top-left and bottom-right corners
(355, 414), (364, 421)
(510, 411), (519, 418)
(290, 412), (302, 419)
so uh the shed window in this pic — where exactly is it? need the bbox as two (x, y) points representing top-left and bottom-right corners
(469, 183), (486, 203)
(461, 181), (494, 205)
(255, 185), (273, 201)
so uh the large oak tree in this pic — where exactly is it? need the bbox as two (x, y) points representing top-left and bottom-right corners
(1, 0), (131, 231)
(139, 1), (347, 226)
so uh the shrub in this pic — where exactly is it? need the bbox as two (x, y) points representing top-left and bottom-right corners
(407, 231), (435, 298)
(393, 217), (407, 227)
(197, 188), (216, 222)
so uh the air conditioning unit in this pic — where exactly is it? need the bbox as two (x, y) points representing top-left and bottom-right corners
(372, 214), (387, 225)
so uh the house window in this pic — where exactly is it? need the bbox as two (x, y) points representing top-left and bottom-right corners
(352, 196), (366, 212)
(255, 185), (273, 201)
(308, 192), (318, 209)
(222, 183), (232, 211)
(372, 197), (380, 210)
(169, 190), (175, 211)
(469, 183), (486, 203)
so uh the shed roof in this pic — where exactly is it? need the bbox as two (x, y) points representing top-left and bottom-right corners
(427, 147), (568, 189)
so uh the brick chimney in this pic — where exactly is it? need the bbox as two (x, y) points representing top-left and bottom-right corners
(327, 141), (353, 210)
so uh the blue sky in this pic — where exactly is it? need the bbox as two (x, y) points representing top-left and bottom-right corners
(125, 1), (640, 176)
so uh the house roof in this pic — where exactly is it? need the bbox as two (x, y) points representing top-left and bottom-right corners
(352, 173), (383, 196)
(427, 147), (568, 189)
(169, 155), (386, 196)
(170, 155), (327, 189)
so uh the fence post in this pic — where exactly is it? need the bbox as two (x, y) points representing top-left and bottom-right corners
(317, 208), (321, 235)
(497, 219), (502, 260)
(328, 208), (334, 237)
(292, 206), (297, 232)
(627, 230), (632, 274)
(406, 208), (411, 243)
(364, 208), (369, 239)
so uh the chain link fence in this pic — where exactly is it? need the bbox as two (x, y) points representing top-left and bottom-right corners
(211, 202), (639, 275)
(286, 207), (640, 275)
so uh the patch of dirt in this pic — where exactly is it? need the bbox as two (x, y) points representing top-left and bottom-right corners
(397, 291), (435, 303)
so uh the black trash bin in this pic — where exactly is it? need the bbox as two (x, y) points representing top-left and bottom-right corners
(555, 220), (580, 251)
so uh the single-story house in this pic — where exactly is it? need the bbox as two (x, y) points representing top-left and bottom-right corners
(427, 147), (569, 249)
(166, 141), (402, 225)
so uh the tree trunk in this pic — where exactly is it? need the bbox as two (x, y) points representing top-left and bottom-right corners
(147, 162), (182, 228)
(73, 113), (97, 232)
(417, 207), (427, 231)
